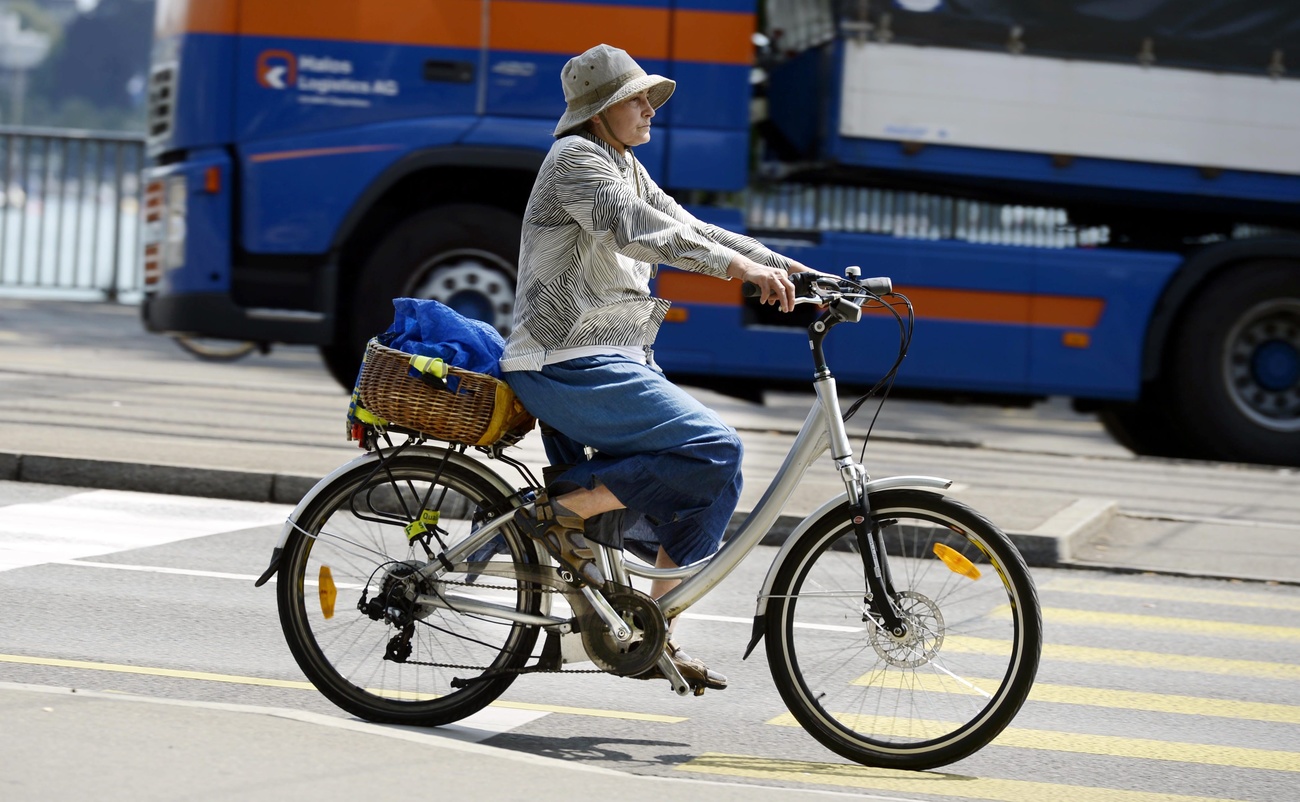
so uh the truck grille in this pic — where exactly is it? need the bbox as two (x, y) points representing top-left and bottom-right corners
(147, 64), (177, 146)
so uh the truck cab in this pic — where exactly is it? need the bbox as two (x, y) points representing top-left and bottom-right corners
(141, 0), (1300, 467)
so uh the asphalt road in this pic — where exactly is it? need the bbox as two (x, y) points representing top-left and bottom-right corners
(3, 296), (1300, 800)
(1, 479), (1298, 801)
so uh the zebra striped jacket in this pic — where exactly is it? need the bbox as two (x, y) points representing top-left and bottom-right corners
(500, 131), (793, 372)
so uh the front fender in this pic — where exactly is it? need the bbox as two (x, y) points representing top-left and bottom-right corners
(740, 475), (951, 659)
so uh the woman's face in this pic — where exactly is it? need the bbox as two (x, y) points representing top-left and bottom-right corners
(594, 91), (655, 150)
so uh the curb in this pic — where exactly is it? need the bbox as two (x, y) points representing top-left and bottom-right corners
(2, 450), (1111, 569)
(0, 452), (320, 506)
(1008, 497), (1118, 567)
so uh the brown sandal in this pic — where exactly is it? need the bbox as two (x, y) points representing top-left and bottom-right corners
(637, 639), (728, 694)
(514, 490), (604, 585)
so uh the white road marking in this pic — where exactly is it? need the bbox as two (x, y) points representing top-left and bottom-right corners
(0, 488), (290, 572)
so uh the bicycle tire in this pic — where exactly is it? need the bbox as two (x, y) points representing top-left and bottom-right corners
(172, 336), (259, 362)
(276, 451), (542, 726)
(765, 489), (1042, 770)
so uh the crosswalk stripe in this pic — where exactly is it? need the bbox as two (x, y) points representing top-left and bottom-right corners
(0, 489), (289, 573)
(0, 653), (686, 723)
(766, 715), (1299, 772)
(848, 673), (1300, 725)
(1033, 607), (1300, 642)
(1040, 577), (1300, 613)
(1022, 681), (1300, 724)
(946, 637), (1300, 682)
(680, 753), (1250, 802)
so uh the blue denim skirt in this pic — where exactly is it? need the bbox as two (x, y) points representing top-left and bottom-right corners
(503, 356), (742, 566)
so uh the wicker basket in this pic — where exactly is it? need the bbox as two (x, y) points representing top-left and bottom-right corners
(355, 339), (535, 446)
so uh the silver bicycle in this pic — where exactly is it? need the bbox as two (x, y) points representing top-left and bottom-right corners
(256, 269), (1042, 770)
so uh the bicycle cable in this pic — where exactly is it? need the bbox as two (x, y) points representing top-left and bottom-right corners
(827, 276), (915, 460)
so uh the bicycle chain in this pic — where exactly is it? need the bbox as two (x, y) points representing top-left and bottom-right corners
(398, 575), (606, 676)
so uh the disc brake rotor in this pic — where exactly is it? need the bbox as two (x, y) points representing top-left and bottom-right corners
(580, 588), (668, 677)
(867, 590), (945, 668)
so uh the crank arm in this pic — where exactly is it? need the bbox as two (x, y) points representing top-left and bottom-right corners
(578, 583), (632, 642)
(654, 650), (691, 696)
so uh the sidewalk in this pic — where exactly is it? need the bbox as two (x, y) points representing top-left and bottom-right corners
(5, 297), (1300, 580)
(0, 683), (842, 802)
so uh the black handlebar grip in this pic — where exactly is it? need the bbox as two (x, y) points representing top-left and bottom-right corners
(861, 276), (892, 295)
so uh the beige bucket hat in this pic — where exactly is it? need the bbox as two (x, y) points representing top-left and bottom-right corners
(554, 44), (676, 137)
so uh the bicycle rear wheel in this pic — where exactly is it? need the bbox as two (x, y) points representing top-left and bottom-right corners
(276, 450), (543, 726)
(765, 489), (1041, 769)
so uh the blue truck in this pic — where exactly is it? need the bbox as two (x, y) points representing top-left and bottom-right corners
(140, 0), (1300, 466)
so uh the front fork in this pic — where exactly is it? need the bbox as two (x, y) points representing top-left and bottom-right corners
(840, 462), (908, 637)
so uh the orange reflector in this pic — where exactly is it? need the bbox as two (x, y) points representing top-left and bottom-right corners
(933, 543), (981, 580)
(1062, 331), (1091, 348)
(318, 566), (337, 619)
(204, 166), (221, 193)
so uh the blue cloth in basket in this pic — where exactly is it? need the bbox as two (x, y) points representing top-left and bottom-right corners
(381, 298), (505, 378)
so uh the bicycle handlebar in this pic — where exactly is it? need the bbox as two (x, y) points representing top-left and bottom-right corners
(741, 270), (892, 302)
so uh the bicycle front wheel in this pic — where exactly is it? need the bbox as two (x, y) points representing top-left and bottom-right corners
(276, 450), (543, 726)
(765, 489), (1041, 769)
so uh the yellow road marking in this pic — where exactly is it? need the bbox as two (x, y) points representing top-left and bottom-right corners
(0, 653), (685, 723)
(1041, 577), (1300, 612)
(681, 753), (1251, 802)
(1033, 607), (1300, 642)
(853, 672), (1300, 725)
(946, 636), (1300, 681)
(1022, 682), (1300, 725)
(767, 714), (1299, 772)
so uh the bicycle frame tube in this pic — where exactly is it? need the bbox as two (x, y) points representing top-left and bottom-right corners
(654, 378), (841, 620)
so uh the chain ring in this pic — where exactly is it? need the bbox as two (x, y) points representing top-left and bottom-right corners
(580, 588), (668, 677)
(868, 590), (945, 668)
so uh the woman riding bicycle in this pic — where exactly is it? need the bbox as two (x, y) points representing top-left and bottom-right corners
(500, 43), (816, 690)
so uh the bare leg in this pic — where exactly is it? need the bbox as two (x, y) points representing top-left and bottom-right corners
(554, 484), (624, 519)
(650, 546), (680, 635)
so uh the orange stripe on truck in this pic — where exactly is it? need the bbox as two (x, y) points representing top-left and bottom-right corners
(895, 288), (1104, 328)
(242, 0), (481, 48)
(671, 10), (755, 64)
(491, 2), (670, 58)
(155, 0), (239, 38)
(153, 0), (753, 64)
(248, 144), (402, 163)
(657, 273), (1105, 328)
(658, 271), (745, 306)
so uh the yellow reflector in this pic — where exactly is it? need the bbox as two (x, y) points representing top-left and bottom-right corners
(319, 566), (337, 619)
(933, 543), (981, 580)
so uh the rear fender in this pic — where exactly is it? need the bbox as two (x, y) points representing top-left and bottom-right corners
(252, 446), (516, 587)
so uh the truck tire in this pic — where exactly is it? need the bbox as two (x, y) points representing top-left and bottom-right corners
(1166, 261), (1300, 466)
(321, 204), (521, 390)
(1097, 390), (1192, 460)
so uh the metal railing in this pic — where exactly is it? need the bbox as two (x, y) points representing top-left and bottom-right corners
(0, 126), (145, 301)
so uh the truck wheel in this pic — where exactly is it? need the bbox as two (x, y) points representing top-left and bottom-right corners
(1167, 261), (1300, 466)
(1097, 391), (1192, 460)
(321, 204), (521, 390)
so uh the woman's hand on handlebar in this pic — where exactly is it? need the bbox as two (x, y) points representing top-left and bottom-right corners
(727, 255), (796, 312)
